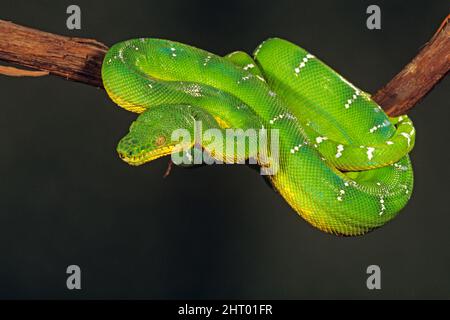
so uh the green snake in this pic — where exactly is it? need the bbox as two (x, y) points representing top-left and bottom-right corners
(101, 38), (415, 236)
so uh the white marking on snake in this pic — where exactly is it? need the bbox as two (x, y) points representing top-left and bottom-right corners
(203, 55), (212, 66)
(339, 75), (359, 91)
(379, 197), (386, 215)
(290, 143), (304, 154)
(253, 41), (266, 56)
(184, 84), (202, 97)
(400, 132), (411, 146)
(335, 144), (344, 158)
(294, 54), (314, 76)
(269, 113), (296, 124)
(344, 90), (361, 109)
(118, 48), (125, 62)
(402, 184), (410, 194)
(315, 136), (328, 144)
(256, 75), (266, 82)
(393, 163), (408, 171)
(369, 120), (390, 133)
(366, 147), (375, 160)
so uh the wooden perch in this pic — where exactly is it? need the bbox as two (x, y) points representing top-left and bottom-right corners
(0, 65), (49, 77)
(0, 16), (449, 116)
(374, 14), (450, 116)
(0, 19), (108, 87)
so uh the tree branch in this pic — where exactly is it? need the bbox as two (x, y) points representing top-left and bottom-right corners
(0, 16), (448, 116)
(373, 14), (449, 116)
(0, 65), (49, 77)
(0, 19), (108, 87)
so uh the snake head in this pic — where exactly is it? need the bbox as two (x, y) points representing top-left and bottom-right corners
(117, 105), (197, 166)
(117, 114), (176, 166)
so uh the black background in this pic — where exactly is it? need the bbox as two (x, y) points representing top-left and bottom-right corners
(0, 0), (449, 299)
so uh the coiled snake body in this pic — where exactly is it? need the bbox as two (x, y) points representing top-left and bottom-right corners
(102, 38), (415, 236)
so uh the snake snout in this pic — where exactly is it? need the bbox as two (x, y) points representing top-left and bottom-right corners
(117, 136), (139, 157)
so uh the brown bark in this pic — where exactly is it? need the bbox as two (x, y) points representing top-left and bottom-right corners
(0, 65), (49, 77)
(0, 16), (448, 116)
(0, 19), (107, 87)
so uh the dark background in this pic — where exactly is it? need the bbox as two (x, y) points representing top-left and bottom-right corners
(0, 0), (448, 299)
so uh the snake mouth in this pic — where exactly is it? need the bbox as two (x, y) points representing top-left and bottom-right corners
(117, 145), (175, 166)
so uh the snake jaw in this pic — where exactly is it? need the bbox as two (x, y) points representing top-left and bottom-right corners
(117, 138), (194, 166)
(117, 145), (175, 166)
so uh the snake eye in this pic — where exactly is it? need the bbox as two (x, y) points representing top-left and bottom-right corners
(155, 136), (166, 146)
